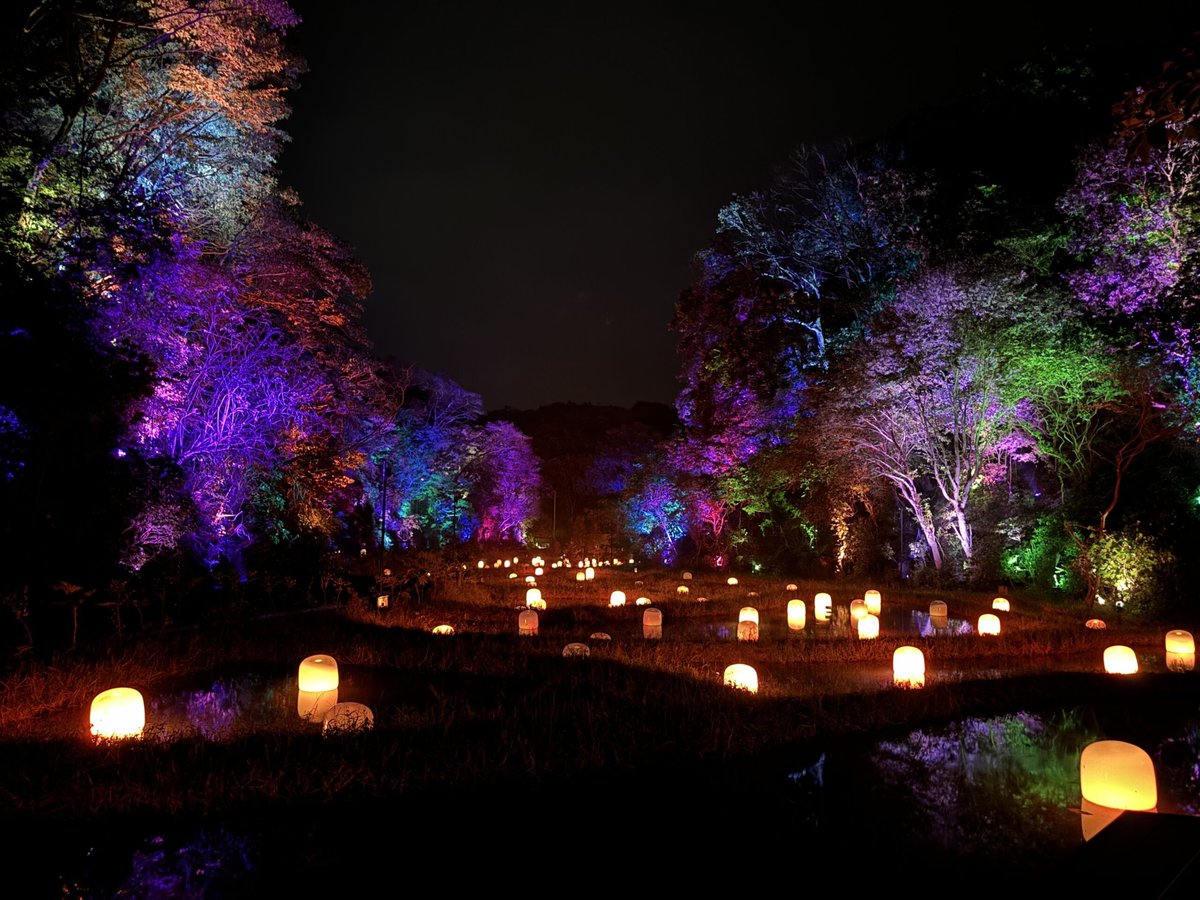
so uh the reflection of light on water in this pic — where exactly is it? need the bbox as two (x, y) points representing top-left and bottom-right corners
(116, 828), (255, 895)
(912, 611), (975, 637)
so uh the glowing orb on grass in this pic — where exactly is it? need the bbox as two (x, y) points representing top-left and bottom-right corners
(585, 567), (595, 581)
(977, 614), (1000, 636)
(677, 585), (689, 595)
(526, 588), (544, 609)
(857, 614), (879, 640)
(1103, 645), (1138, 674)
(992, 597), (1010, 612)
(90, 687), (145, 740)
(1166, 629), (1195, 672)
(683, 572), (692, 580)
(589, 632), (611, 641)
(737, 620), (759, 642)
(1085, 618), (1106, 630)
(477, 560), (485, 569)
(864, 589), (882, 616)
(723, 664), (758, 693)
(727, 577), (738, 586)
(519, 610), (539, 636)
(814, 592), (832, 622)
(575, 572), (586, 582)
(787, 599), (806, 631)
(525, 575), (536, 584)
(609, 591), (626, 607)
(850, 599), (867, 621)
(562, 643), (591, 658)
(635, 596), (651, 606)
(432, 624), (455, 635)
(786, 583), (798, 592)
(535, 567), (544, 576)
(1080, 740), (1157, 811)
(892, 646), (925, 688)
(739, 607), (759, 626)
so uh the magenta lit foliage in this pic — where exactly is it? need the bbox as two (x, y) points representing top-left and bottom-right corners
(100, 236), (325, 566)
(1061, 144), (1183, 317)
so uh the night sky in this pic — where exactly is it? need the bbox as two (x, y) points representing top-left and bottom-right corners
(280, 3), (1200, 411)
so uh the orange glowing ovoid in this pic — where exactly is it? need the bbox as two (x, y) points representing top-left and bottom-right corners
(90, 687), (145, 739)
(1103, 645), (1138, 674)
(1080, 740), (1157, 811)
(893, 646), (925, 688)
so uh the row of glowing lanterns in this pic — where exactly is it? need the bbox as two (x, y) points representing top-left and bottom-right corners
(88, 623), (1198, 740)
(89, 654), (375, 741)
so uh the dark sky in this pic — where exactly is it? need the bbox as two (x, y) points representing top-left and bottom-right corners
(279, 3), (1200, 411)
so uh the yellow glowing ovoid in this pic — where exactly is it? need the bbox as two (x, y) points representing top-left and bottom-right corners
(431, 624), (454, 635)
(298, 655), (339, 693)
(608, 590), (625, 607)
(90, 687), (145, 740)
(850, 599), (868, 621)
(857, 614), (879, 640)
(1080, 740), (1157, 811)
(727, 577), (739, 586)
(864, 589), (882, 616)
(786, 583), (798, 592)
(738, 606), (759, 626)
(525, 588), (544, 609)
(518, 610), (539, 636)
(892, 646), (925, 688)
(723, 663), (758, 693)
(1166, 629), (1196, 672)
(992, 597), (1010, 612)
(677, 585), (689, 595)
(575, 571), (586, 582)
(635, 596), (651, 606)
(977, 614), (1001, 636)
(787, 599), (806, 631)
(585, 566), (595, 581)
(1103, 645), (1138, 674)
(737, 620), (759, 642)
(814, 592), (832, 622)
